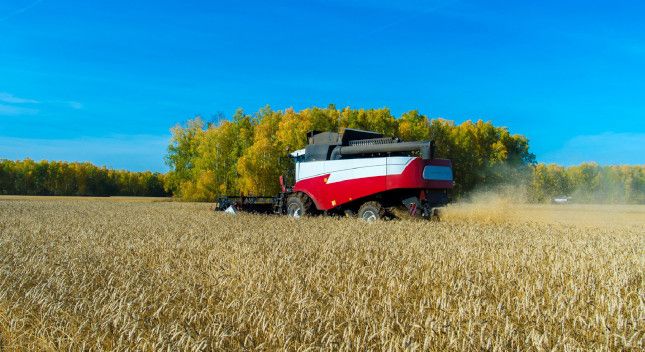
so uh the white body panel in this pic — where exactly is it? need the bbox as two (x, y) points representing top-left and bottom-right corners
(296, 156), (415, 183)
(290, 148), (306, 158)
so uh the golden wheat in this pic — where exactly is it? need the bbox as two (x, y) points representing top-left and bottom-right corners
(0, 197), (643, 351)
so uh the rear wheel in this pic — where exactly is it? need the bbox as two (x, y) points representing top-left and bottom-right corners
(286, 193), (313, 218)
(358, 201), (385, 222)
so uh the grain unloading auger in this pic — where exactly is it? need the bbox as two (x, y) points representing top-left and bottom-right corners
(215, 129), (454, 221)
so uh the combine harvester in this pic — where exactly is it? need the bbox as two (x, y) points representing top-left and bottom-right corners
(216, 129), (453, 220)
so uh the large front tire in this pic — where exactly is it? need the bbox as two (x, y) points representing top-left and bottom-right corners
(358, 201), (385, 222)
(286, 193), (314, 218)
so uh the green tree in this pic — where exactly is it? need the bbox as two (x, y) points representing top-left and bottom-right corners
(164, 117), (205, 197)
(340, 107), (398, 136)
(398, 110), (430, 141)
(0, 159), (167, 197)
(237, 106), (286, 195)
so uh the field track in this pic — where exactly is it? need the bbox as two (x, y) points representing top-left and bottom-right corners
(0, 197), (643, 350)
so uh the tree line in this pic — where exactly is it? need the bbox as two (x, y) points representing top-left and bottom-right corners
(0, 159), (168, 197)
(164, 105), (643, 204)
(2, 106), (641, 203)
(530, 163), (644, 203)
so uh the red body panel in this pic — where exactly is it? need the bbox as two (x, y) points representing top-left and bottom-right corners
(293, 158), (453, 211)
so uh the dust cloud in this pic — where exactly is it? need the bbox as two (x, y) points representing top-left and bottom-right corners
(441, 186), (645, 227)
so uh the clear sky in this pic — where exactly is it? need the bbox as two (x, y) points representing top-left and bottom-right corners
(1, 0), (644, 172)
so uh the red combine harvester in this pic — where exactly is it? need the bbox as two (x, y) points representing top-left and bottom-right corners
(215, 129), (453, 220)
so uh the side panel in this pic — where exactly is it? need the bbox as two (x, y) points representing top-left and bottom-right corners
(293, 174), (387, 210)
(295, 158), (390, 210)
(296, 157), (392, 182)
(293, 157), (453, 211)
(387, 158), (453, 190)
(386, 156), (414, 179)
(296, 160), (327, 181)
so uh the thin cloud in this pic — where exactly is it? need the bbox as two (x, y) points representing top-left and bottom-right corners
(0, 0), (44, 23)
(0, 104), (38, 116)
(50, 99), (84, 110)
(0, 92), (83, 114)
(0, 92), (39, 104)
(67, 101), (83, 110)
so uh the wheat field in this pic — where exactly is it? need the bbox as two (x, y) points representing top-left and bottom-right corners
(0, 197), (643, 351)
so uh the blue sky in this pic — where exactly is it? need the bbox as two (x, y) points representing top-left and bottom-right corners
(1, 0), (644, 171)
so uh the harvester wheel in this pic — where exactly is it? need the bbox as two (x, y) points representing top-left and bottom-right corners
(358, 201), (385, 222)
(286, 193), (313, 218)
